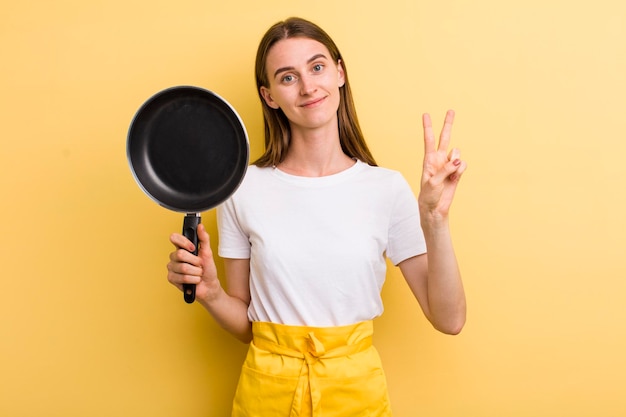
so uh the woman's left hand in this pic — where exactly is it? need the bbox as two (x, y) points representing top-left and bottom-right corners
(418, 109), (467, 219)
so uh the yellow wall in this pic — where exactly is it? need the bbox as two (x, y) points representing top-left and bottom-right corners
(2, 1), (625, 416)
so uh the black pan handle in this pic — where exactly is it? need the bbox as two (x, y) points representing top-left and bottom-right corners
(182, 213), (201, 303)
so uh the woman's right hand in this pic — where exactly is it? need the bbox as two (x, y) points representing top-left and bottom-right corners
(167, 223), (222, 303)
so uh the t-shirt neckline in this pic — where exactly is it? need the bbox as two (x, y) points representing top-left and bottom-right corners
(271, 159), (364, 185)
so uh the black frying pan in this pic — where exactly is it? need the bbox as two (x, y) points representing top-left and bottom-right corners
(127, 86), (249, 303)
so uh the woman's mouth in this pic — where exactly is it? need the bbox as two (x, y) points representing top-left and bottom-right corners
(300, 97), (326, 108)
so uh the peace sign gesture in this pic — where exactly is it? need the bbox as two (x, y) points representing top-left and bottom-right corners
(418, 110), (467, 219)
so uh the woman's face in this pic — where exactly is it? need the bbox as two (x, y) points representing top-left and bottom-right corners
(260, 37), (345, 132)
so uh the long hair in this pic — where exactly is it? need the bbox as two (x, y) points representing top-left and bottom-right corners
(253, 17), (377, 167)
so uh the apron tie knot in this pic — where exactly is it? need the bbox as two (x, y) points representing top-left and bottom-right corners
(242, 321), (380, 417)
(306, 332), (326, 358)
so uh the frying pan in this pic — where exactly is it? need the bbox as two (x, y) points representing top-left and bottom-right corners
(127, 86), (249, 303)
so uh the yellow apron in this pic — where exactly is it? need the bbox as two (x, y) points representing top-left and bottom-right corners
(231, 321), (392, 417)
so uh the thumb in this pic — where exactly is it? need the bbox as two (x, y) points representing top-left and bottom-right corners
(196, 223), (219, 283)
(196, 223), (213, 258)
(431, 158), (463, 185)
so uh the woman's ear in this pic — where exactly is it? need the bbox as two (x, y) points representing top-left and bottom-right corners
(260, 86), (280, 109)
(337, 59), (346, 88)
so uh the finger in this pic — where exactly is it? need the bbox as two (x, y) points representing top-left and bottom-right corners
(431, 158), (463, 185)
(422, 113), (435, 153)
(448, 147), (460, 162)
(167, 258), (202, 285)
(453, 160), (468, 179)
(448, 160), (468, 182)
(170, 232), (195, 252)
(438, 109), (455, 152)
(167, 259), (202, 278)
(167, 269), (202, 287)
(169, 248), (200, 266)
(196, 224), (214, 261)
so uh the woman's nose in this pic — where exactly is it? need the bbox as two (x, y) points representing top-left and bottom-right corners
(299, 75), (316, 95)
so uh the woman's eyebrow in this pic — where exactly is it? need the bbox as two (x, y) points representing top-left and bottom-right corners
(273, 53), (328, 79)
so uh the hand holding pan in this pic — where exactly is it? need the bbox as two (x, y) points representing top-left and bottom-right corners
(127, 86), (249, 303)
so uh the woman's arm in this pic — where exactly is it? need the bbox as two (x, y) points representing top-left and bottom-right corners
(399, 110), (467, 335)
(399, 226), (466, 335)
(167, 224), (252, 343)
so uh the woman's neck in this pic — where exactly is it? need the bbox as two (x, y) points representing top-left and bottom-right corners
(277, 127), (354, 177)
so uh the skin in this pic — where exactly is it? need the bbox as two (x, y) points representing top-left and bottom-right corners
(167, 37), (467, 343)
(260, 37), (353, 177)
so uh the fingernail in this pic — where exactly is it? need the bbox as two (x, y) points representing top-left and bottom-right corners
(453, 159), (461, 166)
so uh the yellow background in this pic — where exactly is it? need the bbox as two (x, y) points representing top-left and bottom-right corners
(2, 0), (625, 416)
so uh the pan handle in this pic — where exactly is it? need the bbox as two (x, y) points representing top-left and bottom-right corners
(182, 213), (201, 303)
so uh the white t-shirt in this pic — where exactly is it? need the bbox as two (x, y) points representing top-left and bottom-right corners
(217, 159), (426, 327)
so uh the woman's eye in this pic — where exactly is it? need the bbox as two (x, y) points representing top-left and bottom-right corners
(313, 64), (324, 72)
(282, 74), (295, 83)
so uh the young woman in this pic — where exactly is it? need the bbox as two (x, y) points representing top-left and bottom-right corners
(167, 17), (467, 417)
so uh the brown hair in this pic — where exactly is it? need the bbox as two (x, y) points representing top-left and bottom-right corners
(253, 17), (377, 167)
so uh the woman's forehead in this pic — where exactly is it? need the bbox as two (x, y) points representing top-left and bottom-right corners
(266, 37), (331, 68)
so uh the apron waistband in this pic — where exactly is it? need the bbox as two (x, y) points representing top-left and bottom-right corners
(251, 321), (374, 417)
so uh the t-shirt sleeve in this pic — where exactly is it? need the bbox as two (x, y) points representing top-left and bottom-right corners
(217, 197), (251, 259)
(386, 173), (427, 265)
